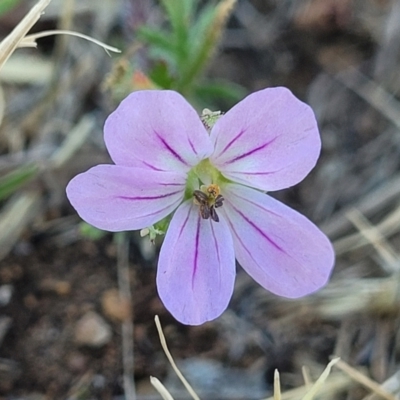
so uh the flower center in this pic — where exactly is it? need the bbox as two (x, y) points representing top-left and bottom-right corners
(193, 184), (224, 222)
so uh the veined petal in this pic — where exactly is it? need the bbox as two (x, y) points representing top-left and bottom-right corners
(104, 90), (213, 172)
(221, 183), (334, 298)
(210, 87), (321, 191)
(66, 165), (186, 231)
(157, 201), (236, 325)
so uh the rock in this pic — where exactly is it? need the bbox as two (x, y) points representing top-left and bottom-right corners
(0, 284), (13, 306)
(74, 311), (112, 347)
(39, 279), (71, 296)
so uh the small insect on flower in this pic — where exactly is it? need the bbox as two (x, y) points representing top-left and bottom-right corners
(193, 184), (225, 222)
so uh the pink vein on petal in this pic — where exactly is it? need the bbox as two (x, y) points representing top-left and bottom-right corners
(228, 190), (282, 218)
(141, 160), (165, 171)
(209, 220), (222, 288)
(188, 137), (198, 155)
(134, 199), (182, 220)
(154, 130), (189, 166)
(224, 214), (259, 268)
(192, 213), (201, 289)
(227, 201), (285, 253)
(214, 128), (247, 159)
(225, 171), (275, 176)
(223, 137), (277, 165)
(117, 190), (183, 201)
(178, 203), (192, 240)
(159, 182), (186, 187)
(224, 210), (284, 290)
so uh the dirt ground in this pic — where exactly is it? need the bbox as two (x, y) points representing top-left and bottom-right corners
(1, 0), (400, 399)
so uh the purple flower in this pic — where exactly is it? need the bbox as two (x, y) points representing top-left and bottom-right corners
(66, 88), (335, 325)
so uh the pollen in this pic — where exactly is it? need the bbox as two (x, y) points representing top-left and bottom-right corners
(206, 184), (221, 198)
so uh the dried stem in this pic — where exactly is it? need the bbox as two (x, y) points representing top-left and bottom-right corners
(154, 315), (200, 400)
(116, 232), (136, 400)
(334, 359), (396, 400)
(274, 369), (282, 400)
(20, 30), (121, 54)
(0, 0), (51, 71)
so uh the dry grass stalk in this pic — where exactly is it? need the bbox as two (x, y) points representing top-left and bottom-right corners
(214, 0), (238, 39)
(20, 30), (120, 54)
(334, 202), (400, 256)
(334, 359), (396, 400)
(53, 0), (75, 60)
(302, 366), (313, 389)
(323, 173), (400, 239)
(0, 0), (52, 72)
(263, 365), (351, 400)
(0, 0), (119, 78)
(154, 315), (200, 400)
(345, 208), (399, 273)
(363, 370), (400, 400)
(335, 68), (400, 132)
(150, 377), (175, 400)
(151, 320), (344, 400)
(0, 55), (53, 84)
(274, 369), (282, 400)
(49, 115), (95, 169)
(263, 374), (350, 400)
(0, 192), (42, 260)
(116, 233), (136, 400)
(301, 358), (340, 400)
(0, 113), (93, 262)
(302, 277), (400, 318)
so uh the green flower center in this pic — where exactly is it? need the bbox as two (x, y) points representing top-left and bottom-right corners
(185, 159), (233, 222)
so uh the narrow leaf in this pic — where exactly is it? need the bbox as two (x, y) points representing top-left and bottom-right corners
(177, 0), (237, 92)
(0, 164), (39, 201)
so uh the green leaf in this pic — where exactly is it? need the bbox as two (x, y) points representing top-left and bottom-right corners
(137, 26), (179, 72)
(149, 61), (175, 88)
(159, 0), (198, 68)
(137, 26), (176, 55)
(177, 0), (236, 93)
(194, 80), (247, 107)
(0, 164), (39, 201)
(160, 0), (196, 41)
(79, 222), (107, 240)
(188, 3), (216, 56)
(0, 0), (23, 16)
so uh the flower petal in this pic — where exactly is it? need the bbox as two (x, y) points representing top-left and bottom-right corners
(157, 200), (236, 325)
(66, 165), (186, 231)
(221, 183), (334, 298)
(104, 90), (213, 172)
(210, 87), (321, 191)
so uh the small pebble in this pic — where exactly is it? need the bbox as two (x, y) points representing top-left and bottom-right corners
(74, 311), (112, 347)
(0, 285), (13, 306)
(101, 289), (131, 322)
(39, 279), (71, 296)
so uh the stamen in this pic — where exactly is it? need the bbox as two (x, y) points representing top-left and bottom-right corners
(214, 195), (224, 208)
(200, 204), (211, 220)
(193, 190), (209, 205)
(210, 207), (219, 222)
